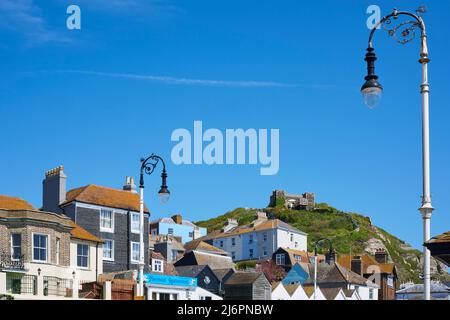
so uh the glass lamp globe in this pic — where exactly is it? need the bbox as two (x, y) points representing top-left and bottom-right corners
(361, 86), (382, 109)
(157, 188), (170, 204)
(361, 77), (383, 109)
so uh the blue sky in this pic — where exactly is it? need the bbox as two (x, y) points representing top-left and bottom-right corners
(0, 0), (449, 251)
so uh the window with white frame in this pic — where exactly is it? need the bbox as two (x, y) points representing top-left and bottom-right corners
(249, 234), (254, 244)
(369, 288), (374, 300)
(263, 247), (268, 256)
(231, 238), (236, 246)
(231, 251), (236, 260)
(168, 228), (174, 235)
(11, 233), (21, 260)
(152, 259), (164, 273)
(77, 244), (89, 268)
(290, 233), (294, 242)
(32, 234), (48, 262)
(249, 249), (254, 258)
(275, 253), (285, 265)
(56, 238), (60, 265)
(131, 212), (140, 234)
(100, 209), (114, 232)
(131, 242), (140, 263)
(263, 233), (267, 241)
(103, 240), (114, 261)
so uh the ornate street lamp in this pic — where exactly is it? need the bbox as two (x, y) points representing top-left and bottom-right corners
(137, 154), (170, 297)
(361, 7), (433, 300)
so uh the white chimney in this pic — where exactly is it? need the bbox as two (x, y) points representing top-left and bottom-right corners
(123, 176), (137, 193)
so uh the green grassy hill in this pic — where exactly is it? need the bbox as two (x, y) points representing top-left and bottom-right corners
(196, 204), (450, 284)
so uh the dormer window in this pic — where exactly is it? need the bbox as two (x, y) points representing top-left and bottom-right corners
(152, 259), (164, 273)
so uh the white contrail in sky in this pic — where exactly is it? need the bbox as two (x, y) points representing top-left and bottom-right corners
(53, 70), (335, 89)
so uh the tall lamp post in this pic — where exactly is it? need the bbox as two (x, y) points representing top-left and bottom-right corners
(138, 154), (170, 297)
(312, 238), (333, 300)
(361, 7), (433, 300)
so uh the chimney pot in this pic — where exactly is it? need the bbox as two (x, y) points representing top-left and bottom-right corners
(123, 176), (137, 193)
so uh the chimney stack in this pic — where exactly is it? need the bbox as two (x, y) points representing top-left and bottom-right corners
(253, 211), (268, 226)
(172, 214), (183, 224)
(351, 256), (363, 276)
(325, 248), (337, 265)
(222, 218), (238, 232)
(123, 176), (137, 193)
(375, 248), (388, 264)
(42, 166), (66, 214)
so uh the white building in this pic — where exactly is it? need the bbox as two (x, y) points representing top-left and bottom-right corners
(144, 273), (222, 300)
(201, 212), (307, 261)
(271, 282), (291, 300)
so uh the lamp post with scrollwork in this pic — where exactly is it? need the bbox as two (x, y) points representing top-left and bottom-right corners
(360, 7), (433, 300)
(138, 154), (170, 297)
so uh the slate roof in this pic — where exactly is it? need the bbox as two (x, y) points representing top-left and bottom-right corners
(320, 287), (343, 300)
(184, 239), (227, 255)
(0, 195), (36, 211)
(175, 265), (212, 278)
(62, 184), (149, 213)
(396, 282), (450, 294)
(303, 262), (377, 288)
(212, 268), (235, 282)
(343, 288), (356, 298)
(225, 272), (266, 285)
(174, 251), (235, 270)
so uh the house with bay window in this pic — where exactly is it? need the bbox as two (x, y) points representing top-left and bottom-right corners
(41, 166), (150, 274)
(0, 195), (103, 298)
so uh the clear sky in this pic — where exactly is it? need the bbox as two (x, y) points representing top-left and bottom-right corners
(0, 0), (449, 251)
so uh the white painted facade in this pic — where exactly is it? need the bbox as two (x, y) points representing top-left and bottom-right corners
(349, 284), (378, 300)
(332, 289), (347, 300)
(69, 240), (103, 282)
(275, 228), (307, 252)
(211, 221), (307, 262)
(289, 285), (309, 300)
(309, 287), (326, 300)
(271, 283), (291, 300)
(146, 284), (222, 300)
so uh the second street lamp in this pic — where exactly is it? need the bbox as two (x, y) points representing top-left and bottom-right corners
(361, 7), (433, 300)
(312, 238), (333, 301)
(138, 154), (170, 297)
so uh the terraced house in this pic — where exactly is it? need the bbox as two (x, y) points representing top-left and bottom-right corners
(0, 195), (103, 298)
(198, 211), (307, 261)
(42, 166), (150, 274)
